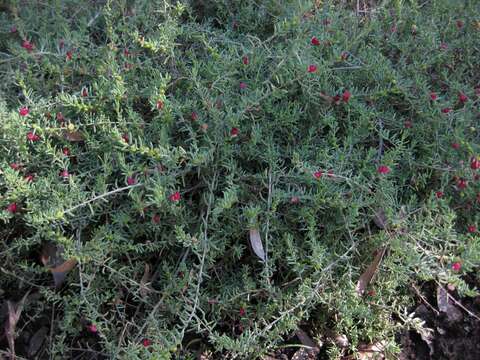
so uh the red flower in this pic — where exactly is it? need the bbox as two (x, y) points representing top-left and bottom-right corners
(230, 127), (239, 137)
(307, 64), (317, 73)
(142, 339), (152, 347)
(456, 20), (464, 29)
(24, 174), (34, 182)
(242, 56), (249, 65)
(26, 132), (40, 142)
(404, 120), (413, 128)
(313, 171), (323, 179)
(156, 100), (164, 110)
(122, 134), (129, 143)
(239, 307), (246, 317)
(6, 202), (18, 213)
(467, 225), (477, 233)
(66, 50), (73, 61)
(152, 214), (161, 224)
(458, 92), (468, 103)
(62, 147), (70, 156)
(60, 169), (70, 178)
(451, 142), (460, 150)
(429, 92), (438, 101)
(56, 112), (65, 122)
(290, 196), (300, 204)
(22, 40), (33, 52)
(457, 178), (467, 190)
(127, 176), (137, 185)
(169, 191), (181, 202)
(451, 262), (462, 272)
(439, 42), (448, 50)
(19, 107), (29, 116)
(87, 324), (98, 333)
(441, 107), (452, 114)
(471, 157), (480, 170)
(435, 191), (444, 199)
(377, 165), (390, 174)
(191, 111), (198, 121)
(81, 88), (88, 97)
(342, 90), (351, 103)
(10, 163), (20, 170)
(239, 82), (247, 90)
(311, 36), (320, 46)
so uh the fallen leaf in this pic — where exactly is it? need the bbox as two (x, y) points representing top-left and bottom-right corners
(139, 263), (152, 298)
(249, 228), (266, 261)
(4, 292), (29, 359)
(291, 348), (316, 360)
(436, 286), (463, 323)
(27, 326), (48, 357)
(357, 341), (386, 359)
(373, 208), (388, 229)
(356, 247), (386, 296)
(295, 329), (320, 353)
(41, 243), (77, 287)
(63, 130), (84, 142)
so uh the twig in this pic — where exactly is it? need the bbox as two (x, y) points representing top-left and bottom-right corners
(411, 283), (439, 315)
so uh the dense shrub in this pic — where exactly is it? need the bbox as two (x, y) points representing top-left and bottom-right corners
(0, 0), (479, 358)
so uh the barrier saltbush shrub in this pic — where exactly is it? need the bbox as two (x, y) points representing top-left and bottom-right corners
(0, 0), (479, 358)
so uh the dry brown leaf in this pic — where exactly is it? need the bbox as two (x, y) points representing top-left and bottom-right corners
(4, 292), (29, 359)
(139, 263), (152, 298)
(41, 243), (77, 287)
(357, 341), (386, 360)
(356, 247), (387, 296)
(295, 329), (320, 352)
(436, 286), (463, 323)
(63, 130), (85, 142)
(249, 228), (266, 261)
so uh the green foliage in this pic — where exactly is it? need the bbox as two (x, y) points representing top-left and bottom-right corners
(0, 0), (479, 358)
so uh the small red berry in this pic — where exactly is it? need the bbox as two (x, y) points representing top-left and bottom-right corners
(87, 324), (98, 333)
(230, 127), (239, 137)
(457, 178), (468, 190)
(26, 132), (40, 142)
(342, 90), (351, 103)
(341, 51), (349, 61)
(242, 56), (249, 65)
(66, 50), (73, 61)
(239, 307), (246, 317)
(60, 169), (69, 178)
(451, 142), (460, 150)
(22, 40), (33, 52)
(24, 174), (34, 182)
(458, 92), (468, 103)
(124, 48), (130, 56)
(377, 165), (390, 174)
(6, 202), (18, 213)
(313, 171), (323, 179)
(127, 176), (137, 185)
(169, 191), (181, 202)
(435, 191), (444, 199)
(10, 163), (20, 170)
(122, 134), (129, 143)
(191, 111), (198, 121)
(290, 196), (300, 204)
(239, 82), (247, 90)
(62, 147), (70, 156)
(142, 339), (152, 347)
(451, 262), (461, 272)
(19, 107), (29, 116)
(56, 112), (65, 122)
(307, 64), (317, 73)
(156, 100), (164, 110)
(81, 88), (88, 97)
(429, 92), (438, 101)
(467, 225), (477, 233)
(471, 157), (480, 170)
(456, 20), (464, 29)
(311, 36), (320, 46)
(441, 107), (452, 114)
(152, 214), (161, 224)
